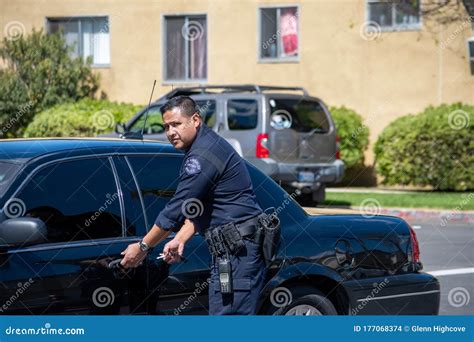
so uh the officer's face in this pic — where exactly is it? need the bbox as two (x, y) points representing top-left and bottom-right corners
(163, 108), (201, 150)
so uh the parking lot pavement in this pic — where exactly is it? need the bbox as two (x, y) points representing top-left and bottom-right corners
(408, 218), (473, 315)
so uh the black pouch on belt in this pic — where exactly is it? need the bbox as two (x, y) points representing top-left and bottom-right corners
(220, 222), (245, 255)
(260, 207), (281, 267)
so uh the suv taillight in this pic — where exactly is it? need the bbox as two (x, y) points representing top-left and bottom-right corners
(336, 135), (341, 160)
(256, 133), (269, 158)
(409, 225), (420, 264)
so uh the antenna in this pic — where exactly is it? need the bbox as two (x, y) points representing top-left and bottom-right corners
(140, 80), (157, 140)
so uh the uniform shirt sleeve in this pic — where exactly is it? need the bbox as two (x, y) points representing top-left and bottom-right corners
(154, 153), (220, 231)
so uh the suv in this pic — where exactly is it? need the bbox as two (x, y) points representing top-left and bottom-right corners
(105, 85), (344, 204)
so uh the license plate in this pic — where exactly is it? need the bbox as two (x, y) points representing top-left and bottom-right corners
(298, 171), (314, 183)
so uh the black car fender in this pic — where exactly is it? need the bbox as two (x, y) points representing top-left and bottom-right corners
(258, 261), (350, 314)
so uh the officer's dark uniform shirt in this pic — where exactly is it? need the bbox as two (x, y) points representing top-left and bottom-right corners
(155, 123), (262, 233)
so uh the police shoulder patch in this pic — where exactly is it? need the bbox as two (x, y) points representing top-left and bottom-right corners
(184, 157), (202, 175)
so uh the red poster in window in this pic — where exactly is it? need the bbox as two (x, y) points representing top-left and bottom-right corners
(280, 8), (298, 56)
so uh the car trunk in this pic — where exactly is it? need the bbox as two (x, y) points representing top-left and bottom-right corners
(266, 97), (337, 164)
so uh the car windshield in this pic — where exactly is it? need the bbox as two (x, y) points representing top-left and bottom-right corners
(269, 98), (330, 133)
(0, 161), (23, 199)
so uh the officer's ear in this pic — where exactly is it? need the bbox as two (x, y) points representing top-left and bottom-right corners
(192, 112), (202, 127)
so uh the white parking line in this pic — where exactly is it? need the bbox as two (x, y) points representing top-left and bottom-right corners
(426, 267), (474, 277)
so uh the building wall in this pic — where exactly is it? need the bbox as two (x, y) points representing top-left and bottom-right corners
(1, 0), (473, 163)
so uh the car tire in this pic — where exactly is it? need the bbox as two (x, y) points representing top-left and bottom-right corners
(274, 292), (337, 316)
(312, 185), (326, 204)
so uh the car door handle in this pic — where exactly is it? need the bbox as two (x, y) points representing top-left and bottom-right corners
(107, 258), (123, 269)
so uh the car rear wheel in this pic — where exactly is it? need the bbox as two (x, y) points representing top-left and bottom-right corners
(274, 293), (338, 316)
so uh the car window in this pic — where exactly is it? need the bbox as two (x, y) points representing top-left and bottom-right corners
(0, 161), (23, 200)
(268, 98), (330, 133)
(129, 106), (164, 134)
(247, 162), (307, 224)
(15, 158), (123, 243)
(196, 100), (216, 128)
(227, 99), (258, 130)
(126, 155), (182, 228)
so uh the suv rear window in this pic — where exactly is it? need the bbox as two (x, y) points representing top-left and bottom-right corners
(227, 99), (258, 130)
(269, 98), (330, 133)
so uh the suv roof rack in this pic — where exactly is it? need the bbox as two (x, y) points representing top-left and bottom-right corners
(157, 84), (309, 101)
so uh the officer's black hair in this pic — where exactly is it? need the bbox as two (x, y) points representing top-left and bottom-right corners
(160, 95), (199, 117)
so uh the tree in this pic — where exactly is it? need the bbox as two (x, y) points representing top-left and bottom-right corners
(0, 28), (99, 137)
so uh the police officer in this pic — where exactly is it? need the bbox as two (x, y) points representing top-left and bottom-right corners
(121, 95), (266, 315)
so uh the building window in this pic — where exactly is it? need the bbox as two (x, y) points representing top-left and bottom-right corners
(259, 6), (299, 61)
(367, 0), (421, 30)
(468, 37), (474, 74)
(47, 17), (110, 66)
(164, 15), (207, 82)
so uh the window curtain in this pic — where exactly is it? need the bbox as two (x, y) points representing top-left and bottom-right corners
(166, 17), (186, 80)
(279, 8), (298, 57)
(189, 17), (207, 80)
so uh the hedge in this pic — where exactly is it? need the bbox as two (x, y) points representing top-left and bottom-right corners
(330, 106), (369, 170)
(374, 103), (473, 191)
(23, 99), (142, 137)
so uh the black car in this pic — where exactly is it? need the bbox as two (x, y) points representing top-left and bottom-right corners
(0, 138), (440, 315)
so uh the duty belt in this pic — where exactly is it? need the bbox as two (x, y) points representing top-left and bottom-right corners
(204, 214), (265, 257)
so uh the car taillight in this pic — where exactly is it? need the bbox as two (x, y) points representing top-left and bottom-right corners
(409, 225), (420, 263)
(336, 135), (341, 160)
(256, 133), (269, 158)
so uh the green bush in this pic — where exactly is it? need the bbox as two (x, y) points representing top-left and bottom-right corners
(24, 99), (142, 137)
(374, 103), (474, 191)
(330, 106), (369, 170)
(0, 29), (99, 137)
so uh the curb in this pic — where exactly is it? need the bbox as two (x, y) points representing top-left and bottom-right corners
(372, 207), (474, 224)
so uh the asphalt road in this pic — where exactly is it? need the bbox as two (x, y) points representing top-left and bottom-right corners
(407, 217), (473, 315)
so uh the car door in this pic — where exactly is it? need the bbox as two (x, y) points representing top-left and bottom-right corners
(0, 156), (142, 314)
(124, 153), (212, 315)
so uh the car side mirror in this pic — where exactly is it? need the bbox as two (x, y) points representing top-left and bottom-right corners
(115, 122), (127, 135)
(0, 217), (47, 248)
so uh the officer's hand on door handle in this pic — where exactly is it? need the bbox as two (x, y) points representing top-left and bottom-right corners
(120, 243), (147, 268)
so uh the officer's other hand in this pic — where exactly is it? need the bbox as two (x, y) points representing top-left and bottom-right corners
(163, 238), (185, 264)
(120, 243), (147, 268)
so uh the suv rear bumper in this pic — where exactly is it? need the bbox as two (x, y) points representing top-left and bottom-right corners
(251, 158), (344, 186)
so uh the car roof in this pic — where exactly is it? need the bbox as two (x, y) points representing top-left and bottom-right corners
(0, 137), (179, 162)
